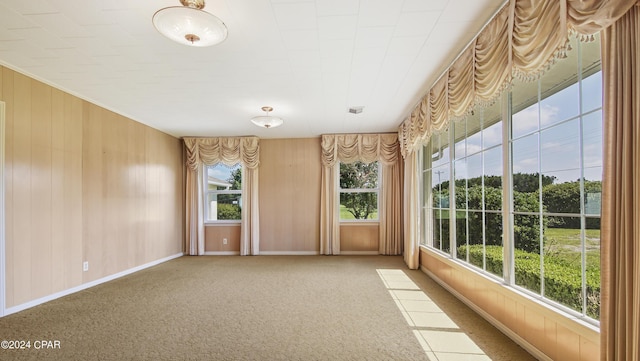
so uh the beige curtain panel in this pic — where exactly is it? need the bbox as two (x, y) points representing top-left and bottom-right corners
(320, 134), (402, 256)
(183, 137), (260, 256)
(600, 4), (640, 361)
(398, 0), (638, 157)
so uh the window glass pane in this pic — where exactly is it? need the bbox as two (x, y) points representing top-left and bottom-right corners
(586, 216), (601, 319)
(483, 146), (502, 211)
(543, 216), (583, 311)
(207, 163), (241, 190)
(541, 120), (580, 175)
(206, 193), (241, 221)
(455, 210), (468, 261)
(432, 129), (450, 168)
(582, 71), (602, 113)
(432, 165), (449, 208)
(585, 178), (602, 216)
(340, 192), (378, 220)
(482, 101), (503, 149)
(340, 162), (378, 189)
(467, 211), (484, 269)
(581, 33), (602, 113)
(512, 133), (538, 177)
(454, 159), (467, 209)
(514, 213), (541, 293)
(339, 161), (379, 221)
(485, 212), (503, 277)
(467, 112), (483, 156)
(542, 176), (581, 215)
(583, 111), (603, 169)
(205, 163), (242, 222)
(454, 119), (466, 160)
(512, 78), (539, 139)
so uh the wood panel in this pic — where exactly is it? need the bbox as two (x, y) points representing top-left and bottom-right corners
(12, 72), (32, 305)
(2, 67), (15, 307)
(1, 66), (184, 308)
(340, 224), (379, 252)
(30, 79), (52, 300)
(420, 248), (599, 361)
(205, 225), (241, 252)
(259, 138), (321, 253)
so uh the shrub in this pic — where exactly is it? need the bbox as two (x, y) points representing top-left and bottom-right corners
(217, 203), (241, 220)
(459, 244), (600, 319)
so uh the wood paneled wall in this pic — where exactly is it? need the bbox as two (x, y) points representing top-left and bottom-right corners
(340, 224), (379, 252)
(1, 66), (184, 308)
(259, 138), (321, 253)
(420, 248), (599, 361)
(205, 224), (241, 253)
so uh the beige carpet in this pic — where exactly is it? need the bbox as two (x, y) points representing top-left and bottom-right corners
(0, 256), (535, 360)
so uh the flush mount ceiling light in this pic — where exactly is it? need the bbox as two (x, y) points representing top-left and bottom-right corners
(251, 106), (284, 129)
(152, 0), (228, 47)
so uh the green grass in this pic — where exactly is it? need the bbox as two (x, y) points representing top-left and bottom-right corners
(340, 205), (378, 220)
(544, 227), (600, 269)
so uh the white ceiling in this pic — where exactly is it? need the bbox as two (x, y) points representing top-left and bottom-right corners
(0, 0), (504, 139)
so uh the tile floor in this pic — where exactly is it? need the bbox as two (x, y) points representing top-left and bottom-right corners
(377, 269), (491, 361)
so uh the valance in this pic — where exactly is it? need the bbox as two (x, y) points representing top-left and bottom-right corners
(321, 133), (399, 167)
(184, 136), (259, 170)
(398, 0), (638, 158)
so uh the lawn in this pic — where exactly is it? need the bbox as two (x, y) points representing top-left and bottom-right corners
(544, 227), (600, 269)
(340, 205), (378, 220)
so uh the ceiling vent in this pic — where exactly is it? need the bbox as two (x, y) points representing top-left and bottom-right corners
(348, 106), (364, 114)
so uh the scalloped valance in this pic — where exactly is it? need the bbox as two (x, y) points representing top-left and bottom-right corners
(398, 0), (638, 157)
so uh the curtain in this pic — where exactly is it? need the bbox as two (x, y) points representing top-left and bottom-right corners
(320, 134), (401, 255)
(403, 150), (420, 269)
(379, 158), (403, 255)
(600, 4), (640, 361)
(398, 0), (638, 157)
(183, 137), (260, 256)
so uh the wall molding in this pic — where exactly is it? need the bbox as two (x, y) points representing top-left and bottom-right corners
(340, 251), (379, 255)
(258, 251), (320, 256)
(3, 253), (183, 317)
(203, 251), (241, 256)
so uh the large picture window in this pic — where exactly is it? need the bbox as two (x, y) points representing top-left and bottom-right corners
(339, 161), (380, 221)
(204, 163), (242, 222)
(421, 36), (602, 322)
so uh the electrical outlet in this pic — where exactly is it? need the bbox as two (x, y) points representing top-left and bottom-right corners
(83, 261), (89, 272)
(223, 238), (228, 245)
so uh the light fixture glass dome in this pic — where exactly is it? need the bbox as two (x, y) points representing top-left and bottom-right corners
(251, 106), (284, 129)
(153, 2), (227, 47)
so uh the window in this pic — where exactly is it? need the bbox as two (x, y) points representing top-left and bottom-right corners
(339, 161), (380, 221)
(204, 163), (242, 222)
(421, 36), (602, 322)
(510, 36), (601, 319)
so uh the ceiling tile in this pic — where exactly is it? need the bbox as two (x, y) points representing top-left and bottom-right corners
(272, 2), (317, 30)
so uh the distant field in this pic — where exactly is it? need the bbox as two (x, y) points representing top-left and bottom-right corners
(544, 227), (600, 269)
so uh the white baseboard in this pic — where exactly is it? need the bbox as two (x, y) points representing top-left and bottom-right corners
(203, 251), (240, 255)
(258, 251), (320, 255)
(3, 253), (184, 317)
(340, 251), (379, 255)
(420, 266), (552, 361)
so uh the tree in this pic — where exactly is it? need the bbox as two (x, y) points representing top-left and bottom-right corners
(340, 162), (378, 219)
(217, 166), (242, 220)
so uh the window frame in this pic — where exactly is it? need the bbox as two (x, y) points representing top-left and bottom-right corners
(420, 37), (602, 325)
(338, 160), (381, 223)
(203, 163), (243, 224)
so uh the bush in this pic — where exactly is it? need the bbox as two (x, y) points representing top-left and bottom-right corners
(217, 203), (241, 220)
(460, 244), (600, 319)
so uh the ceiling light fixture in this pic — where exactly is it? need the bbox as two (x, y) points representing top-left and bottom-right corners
(251, 106), (284, 129)
(152, 0), (228, 47)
